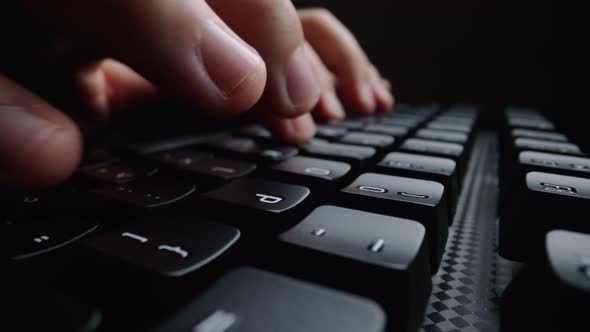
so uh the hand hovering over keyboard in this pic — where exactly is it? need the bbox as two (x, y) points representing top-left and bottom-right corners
(0, 1), (393, 189)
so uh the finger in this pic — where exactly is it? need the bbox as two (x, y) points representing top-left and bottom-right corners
(208, 0), (321, 118)
(76, 59), (160, 119)
(368, 65), (394, 112)
(303, 43), (345, 121)
(29, 0), (267, 116)
(264, 112), (316, 145)
(0, 75), (82, 189)
(299, 8), (376, 114)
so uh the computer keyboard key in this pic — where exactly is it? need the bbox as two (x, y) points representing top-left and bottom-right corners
(269, 156), (352, 188)
(1, 216), (98, 260)
(499, 172), (590, 260)
(376, 152), (459, 222)
(378, 117), (420, 129)
(300, 138), (376, 168)
(238, 124), (273, 140)
(518, 151), (590, 177)
(508, 117), (555, 130)
(339, 132), (395, 150)
(501, 230), (590, 331)
(364, 124), (409, 137)
(278, 205), (431, 332)
(514, 138), (582, 155)
(202, 178), (310, 232)
(415, 128), (469, 144)
(148, 148), (213, 168)
(511, 128), (568, 141)
(426, 121), (472, 133)
(92, 180), (196, 211)
(340, 173), (448, 272)
(150, 267), (385, 332)
(315, 125), (349, 139)
(2, 284), (102, 332)
(211, 137), (298, 162)
(85, 218), (239, 277)
(329, 119), (366, 130)
(400, 138), (466, 176)
(79, 159), (160, 185)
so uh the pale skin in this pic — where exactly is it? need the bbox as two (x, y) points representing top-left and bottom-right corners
(0, 0), (394, 189)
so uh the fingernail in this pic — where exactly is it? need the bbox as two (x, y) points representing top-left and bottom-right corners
(288, 114), (316, 138)
(201, 22), (263, 97)
(360, 83), (376, 112)
(323, 91), (345, 120)
(286, 47), (320, 111)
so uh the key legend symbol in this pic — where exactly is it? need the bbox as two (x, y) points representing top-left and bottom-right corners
(33, 235), (49, 243)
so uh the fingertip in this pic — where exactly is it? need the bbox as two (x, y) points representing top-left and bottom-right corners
(266, 113), (316, 145)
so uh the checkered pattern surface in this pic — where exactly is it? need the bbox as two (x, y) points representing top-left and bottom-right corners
(419, 132), (520, 332)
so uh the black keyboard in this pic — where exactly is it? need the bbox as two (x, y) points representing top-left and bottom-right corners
(2, 104), (588, 332)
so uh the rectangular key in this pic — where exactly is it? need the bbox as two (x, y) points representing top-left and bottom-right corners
(376, 152), (459, 222)
(339, 132), (394, 150)
(364, 124), (409, 137)
(150, 267), (386, 332)
(210, 137), (298, 162)
(509, 117), (555, 130)
(85, 217), (239, 277)
(315, 125), (348, 140)
(400, 138), (466, 177)
(328, 119), (366, 130)
(202, 177), (310, 233)
(79, 159), (160, 185)
(514, 138), (583, 155)
(300, 138), (376, 168)
(1, 215), (98, 261)
(277, 205), (431, 332)
(511, 128), (568, 142)
(415, 128), (469, 145)
(91, 179), (196, 213)
(340, 173), (448, 272)
(269, 156), (352, 189)
(238, 124), (272, 140)
(499, 172), (590, 261)
(378, 117), (420, 129)
(426, 121), (472, 133)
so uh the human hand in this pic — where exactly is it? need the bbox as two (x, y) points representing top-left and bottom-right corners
(0, 1), (393, 189)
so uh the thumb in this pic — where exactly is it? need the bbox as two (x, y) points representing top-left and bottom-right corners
(27, 0), (267, 116)
(0, 75), (82, 189)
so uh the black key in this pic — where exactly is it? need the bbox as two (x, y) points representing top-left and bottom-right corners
(505, 106), (544, 119)
(329, 119), (365, 130)
(400, 138), (466, 176)
(511, 128), (567, 141)
(514, 138), (582, 155)
(151, 267), (386, 332)
(238, 124), (272, 140)
(269, 156), (352, 188)
(315, 125), (348, 140)
(1, 216), (98, 260)
(277, 205), (431, 332)
(85, 218), (239, 277)
(519, 151), (590, 177)
(202, 178), (310, 232)
(376, 152), (459, 222)
(148, 148), (213, 168)
(92, 180), (196, 212)
(379, 117), (420, 129)
(499, 172), (590, 261)
(508, 117), (555, 130)
(415, 128), (469, 144)
(210, 137), (298, 162)
(339, 132), (394, 150)
(364, 124), (409, 137)
(426, 121), (472, 133)
(502, 230), (590, 331)
(300, 138), (376, 168)
(435, 115), (475, 126)
(80, 159), (159, 185)
(340, 173), (448, 272)
(2, 284), (101, 332)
